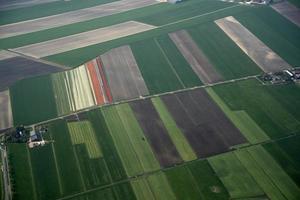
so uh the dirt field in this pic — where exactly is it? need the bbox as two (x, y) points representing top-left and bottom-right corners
(0, 90), (13, 130)
(169, 30), (223, 84)
(100, 45), (149, 101)
(161, 89), (246, 158)
(0, 0), (60, 11)
(12, 21), (156, 58)
(130, 99), (183, 167)
(271, 1), (300, 27)
(215, 16), (291, 72)
(0, 50), (18, 61)
(0, 0), (159, 39)
(0, 56), (62, 91)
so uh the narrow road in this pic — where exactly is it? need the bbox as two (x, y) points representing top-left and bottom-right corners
(25, 75), (261, 129)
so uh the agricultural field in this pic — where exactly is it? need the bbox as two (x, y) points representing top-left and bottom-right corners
(0, 54), (63, 91)
(7, 79), (300, 199)
(211, 79), (300, 139)
(2, 0), (300, 199)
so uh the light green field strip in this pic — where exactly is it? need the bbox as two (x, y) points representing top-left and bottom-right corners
(151, 97), (197, 161)
(102, 106), (144, 177)
(131, 178), (155, 200)
(147, 172), (177, 200)
(68, 121), (102, 159)
(235, 149), (285, 200)
(51, 73), (72, 115)
(52, 65), (96, 115)
(248, 145), (300, 200)
(72, 66), (95, 110)
(206, 87), (269, 144)
(209, 152), (264, 199)
(116, 103), (160, 172)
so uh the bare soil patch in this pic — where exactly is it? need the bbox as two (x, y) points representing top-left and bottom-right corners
(215, 16), (291, 72)
(169, 30), (223, 84)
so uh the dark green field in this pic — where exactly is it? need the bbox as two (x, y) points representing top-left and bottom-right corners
(212, 79), (300, 138)
(5, 0), (300, 200)
(10, 75), (57, 126)
(0, 0), (116, 25)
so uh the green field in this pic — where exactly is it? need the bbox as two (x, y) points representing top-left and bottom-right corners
(209, 152), (263, 199)
(116, 104), (160, 172)
(0, 0), (116, 25)
(49, 120), (84, 195)
(0, 3), (170, 49)
(146, 172), (176, 200)
(288, 0), (300, 7)
(188, 160), (229, 200)
(151, 97), (197, 161)
(188, 23), (261, 80)
(235, 6), (300, 67)
(8, 144), (35, 200)
(67, 121), (110, 189)
(137, 0), (231, 26)
(44, 4), (250, 67)
(165, 165), (202, 200)
(102, 106), (144, 177)
(235, 148), (285, 200)
(5, 0), (300, 199)
(206, 87), (269, 144)
(156, 35), (202, 88)
(29, 133), (61, 200)
(131, 38), (184, 94)
(264, 135), (300, 187)
(10, 75), (57, 126)
(247, 145), (300, 200)
(87, 109), (127, 181)
(212, 79), (300, 139)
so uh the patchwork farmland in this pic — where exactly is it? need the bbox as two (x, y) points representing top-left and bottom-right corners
(1, 0), (300, 200)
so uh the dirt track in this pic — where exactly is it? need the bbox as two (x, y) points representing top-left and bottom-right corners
(215, 16), (291, 72)
(12, 21), (156, 58)
(272, 1), (300, 27)
(130, 99), (183, 167)
(0, 90), (13, 130)
(0, 0), (159, 39)
(169, 30), (223, 84)
(161, 89), (246, 158)
(100, 45), (149, 101)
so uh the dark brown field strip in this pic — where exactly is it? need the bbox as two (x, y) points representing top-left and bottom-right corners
(169, 30), (223, 84)
(188, 89), (246, 146)
(161, 88), (246, 158)
(272, 1), (300, 28)
(130, 99), (182, 167)
(161, 94), (228, 158)
(100, 45), (149, 102)
(0, 56), (62, 91)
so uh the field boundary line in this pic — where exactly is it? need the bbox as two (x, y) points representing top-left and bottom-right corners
(185, 166), (206, 200)
(54, 133), (300, 200)
(161, 4), (241, 28)
(6, 49), (70, 70)
(116, 107), (147, 173)
(154, 38), (186, 88)
(49, 132), (63, 195)
(22, 75), (260, 129)
(71, 145), (87, 191)
(26, 147), (37, 200)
